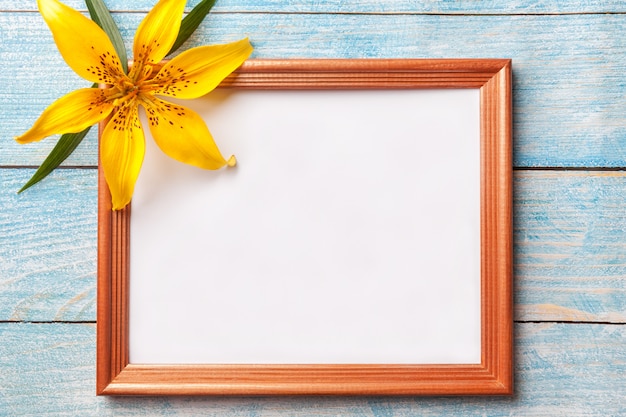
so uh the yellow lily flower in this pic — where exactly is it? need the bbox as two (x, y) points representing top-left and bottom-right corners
(16, 0), (253, 210)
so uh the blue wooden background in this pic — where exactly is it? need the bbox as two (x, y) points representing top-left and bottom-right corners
(1, 0), (626, 415)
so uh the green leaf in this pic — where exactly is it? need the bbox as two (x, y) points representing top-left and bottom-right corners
(19, 128), (91, 193)
(85, 0), (128, 74)
(21, 1), (127, 193)
(168, 0), (217, 56)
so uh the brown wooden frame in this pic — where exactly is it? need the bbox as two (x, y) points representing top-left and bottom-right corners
(97, 59), (512, 396)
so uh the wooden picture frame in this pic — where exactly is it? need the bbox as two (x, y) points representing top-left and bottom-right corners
(97, 59), (512, 396)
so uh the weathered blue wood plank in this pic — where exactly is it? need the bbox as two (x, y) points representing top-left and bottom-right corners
(2, 13), (626, 167)
(1, 0), (625, 14)
(2, 168), (625, 323)
(515, 172), (626, 323)
(0, 322), (624, 416)
(0, 169), (97, 322)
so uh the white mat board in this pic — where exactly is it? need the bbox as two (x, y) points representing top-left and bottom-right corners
(129, 88), (481, 365)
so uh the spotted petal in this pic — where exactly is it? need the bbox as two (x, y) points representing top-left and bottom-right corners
(141, 96), (235, 170)
(37, 0), (125, 84)
(101, 104), (146, 210)
(152, 38), (253, 100)
(15, 88), (114, 144)
(133, 0), (185, 69)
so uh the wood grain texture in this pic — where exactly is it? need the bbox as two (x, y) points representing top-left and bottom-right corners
(2, 169), (626, 323)
(2, 13), (626, 167)
(1, 323), (624, 416)
(1, 0), (625, 13)
(0, 169), (97, 322)
(515, 171), (626, 323)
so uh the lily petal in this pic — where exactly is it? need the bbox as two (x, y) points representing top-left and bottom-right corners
(141, 96), (235, 169)
(152, 38), (253, 99)
(133, 0), (185, 69)
(15, 88), (114, 144)
(101, 103), (145, 210)
(37, 0), (125, 84)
